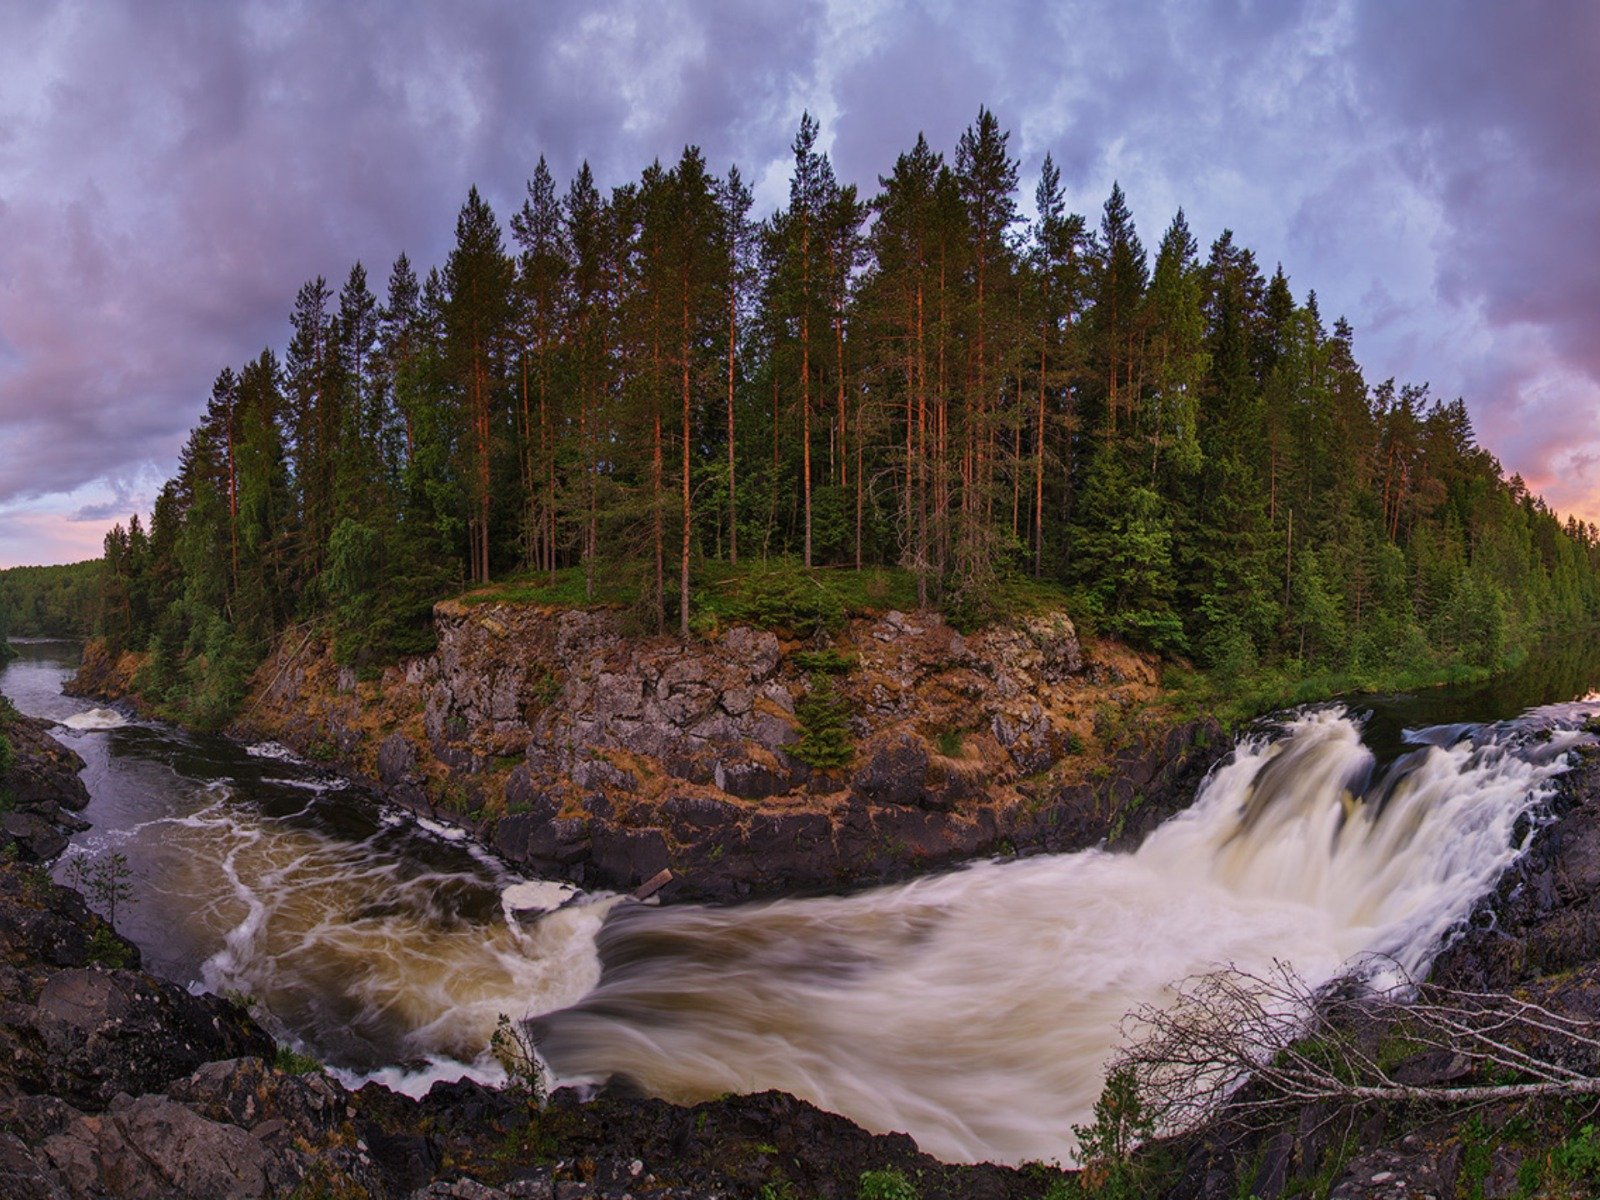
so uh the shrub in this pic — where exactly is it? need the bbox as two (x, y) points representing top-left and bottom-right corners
(64, 850), (136, 930)
(491, 1013), (548, 1106)
(791, 647), (856, 674)
(1071, 1068), (1154, 1199)
(274, 1045), (324, 1075)
(785, 673), (855, 769)
(857, 1168), (919, 1200)
(85, 926), (132, 968)
(732, 562), (845, 637)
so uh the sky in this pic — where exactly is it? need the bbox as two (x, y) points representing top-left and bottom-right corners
(1, 0), (1597, 568)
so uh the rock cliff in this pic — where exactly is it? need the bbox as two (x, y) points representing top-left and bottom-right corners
(225, 601), (1224, 899)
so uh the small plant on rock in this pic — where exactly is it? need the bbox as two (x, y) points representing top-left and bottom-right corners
(274, 1045), (324, 1075)
(792, 646), (857, 674)
(785, 673), (855, 769)
(857, 1167), (919, 1200)
(85, 925), (132, 968)
(64, 849), (136, 930)
(491, 1012), (549, 1106)
(1071, 1068), (1154, 1199)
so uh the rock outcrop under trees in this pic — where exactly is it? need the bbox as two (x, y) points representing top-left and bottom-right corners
(179, 602), (1228, 901)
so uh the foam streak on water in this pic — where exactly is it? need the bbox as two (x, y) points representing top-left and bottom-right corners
(531, 706), (1587, 1166)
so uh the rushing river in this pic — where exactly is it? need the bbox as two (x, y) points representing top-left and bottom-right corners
(4, 637), (1600, 1165)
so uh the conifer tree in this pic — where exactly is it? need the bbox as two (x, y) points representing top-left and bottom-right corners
(443, 187), (514, 584)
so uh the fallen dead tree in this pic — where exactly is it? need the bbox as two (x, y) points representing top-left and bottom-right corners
(1111, 958), (1600, 1138)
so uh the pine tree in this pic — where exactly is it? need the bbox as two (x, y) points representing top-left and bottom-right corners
(510, 157), (569, 577)
(443, 187), (514, 585)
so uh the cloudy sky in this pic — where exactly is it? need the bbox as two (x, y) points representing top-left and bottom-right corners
(1, 0), (1596, 567)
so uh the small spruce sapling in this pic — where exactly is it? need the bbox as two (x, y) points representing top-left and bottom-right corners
(785, 673), (855, 769)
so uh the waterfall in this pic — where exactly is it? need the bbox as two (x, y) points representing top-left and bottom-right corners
(532, 706), (1586, 1165)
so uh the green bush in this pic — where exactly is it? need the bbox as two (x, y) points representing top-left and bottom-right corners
(1071, 1068), (1154, 1199)
(731, 562), (845, 637)
(791, 647), (856, 674)
(273, 1045), (324, 1075)
(85, 926), (132, 968)
(857, 1168), (919, 1200)
(785, 673), (855, 769)
(940, 581), (991, 634)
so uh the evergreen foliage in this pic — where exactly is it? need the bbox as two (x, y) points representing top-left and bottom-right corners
(81, 108), (1600, 728)
(0, 561), (102, 640)
(786, 673), (855, 769)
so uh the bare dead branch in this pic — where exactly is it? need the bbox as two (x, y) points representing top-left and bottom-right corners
(1110, 957), (1600, 1137)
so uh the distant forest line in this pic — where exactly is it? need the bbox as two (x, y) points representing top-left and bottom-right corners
(14, 108), (1600, 725)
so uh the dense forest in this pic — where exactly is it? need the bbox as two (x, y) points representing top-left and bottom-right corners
(70, 108), (1600, 725)
(0, 561), (102, 653)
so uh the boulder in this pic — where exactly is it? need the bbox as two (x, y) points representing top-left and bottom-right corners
(1, 813), (68, 862)
(8, 968), (274, 1111)
(39, 1094), (281, 1200)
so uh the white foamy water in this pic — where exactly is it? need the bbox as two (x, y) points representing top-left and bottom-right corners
(164, 794), (624, 1074)
(60, 706), (127, 731)
(245, 741), (301, 761)
(530, 706), (1586, 1166)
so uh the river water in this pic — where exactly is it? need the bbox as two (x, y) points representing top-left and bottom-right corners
(4, 637), (1600, 1165)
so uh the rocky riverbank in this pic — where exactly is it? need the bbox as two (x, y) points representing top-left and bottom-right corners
(0, 697), (92, 861)
(41, 620), (1600, 1196)
(74, 602), (1226, 902)
(0, 851), (1088, 1200)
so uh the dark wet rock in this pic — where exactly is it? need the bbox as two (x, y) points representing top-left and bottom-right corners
(378, 731), (419, 785)
(713, 753), (792, 799)
(2, 812), (68, 861)
(0, 701), (92, 864)
(590, 827), (670, 889)
(748, 810), (835, 885)
(850, 732), (931, 807)
(11, 966), (274, 1111)
(0, 874), (103, 972)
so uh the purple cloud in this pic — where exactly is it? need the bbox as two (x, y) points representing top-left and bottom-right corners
(1, 0), (1597, 566)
